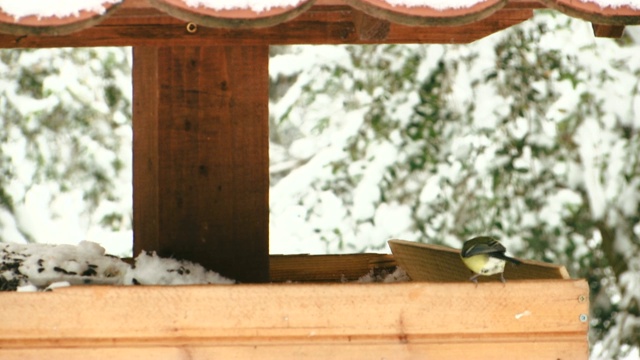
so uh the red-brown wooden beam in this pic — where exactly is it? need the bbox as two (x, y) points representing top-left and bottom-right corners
(352, 10), (391, 41)
(0, 2), (536, 48)
(132, 46), (269, 282)
(591, 23), (626, 38)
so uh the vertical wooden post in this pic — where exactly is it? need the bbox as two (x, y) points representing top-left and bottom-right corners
(132, 46), (269, 283)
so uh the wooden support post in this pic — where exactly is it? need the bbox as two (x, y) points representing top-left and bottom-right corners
(132, 46), (269, 283)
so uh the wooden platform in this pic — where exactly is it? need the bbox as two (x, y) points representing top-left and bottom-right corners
(0, 279), (588, 359)
(1, 246), (589, 359)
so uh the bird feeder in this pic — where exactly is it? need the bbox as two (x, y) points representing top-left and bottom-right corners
(2, 0), (634, 357)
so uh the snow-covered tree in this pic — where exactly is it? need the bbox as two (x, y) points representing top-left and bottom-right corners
(270, 12), (640, 359)
(0, 47), (132, 247)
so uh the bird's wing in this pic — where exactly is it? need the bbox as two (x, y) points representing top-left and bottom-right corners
(461, 239), (507, 258)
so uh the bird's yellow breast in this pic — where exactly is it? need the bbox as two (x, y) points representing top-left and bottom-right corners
(461, 254), (506, 275)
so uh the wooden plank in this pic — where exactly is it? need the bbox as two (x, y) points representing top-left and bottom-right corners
(352, 10), (390, 41)
(132, 46), (269, 282)
(591, 23), (625, 38)
(542, 0), (640, 26)
(504, 0), (545, 8)
(132, 47), (161, 256)
(149, 0), (317, 29)
(0, 340), (587, 360)
(0, 1), (122, 36)
(0, 7), (533, 48)
(0, 281), (589, 348)
(344, 0), (509, 27)
(389, 239), (570, 283)
(269, 253), (396, 282)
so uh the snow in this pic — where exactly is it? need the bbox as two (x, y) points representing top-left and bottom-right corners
(383, 0), (487, 10)
(357, 266), (410, 283)
(373, 202), (414, 239)
(1, 240), (407, 289)
(19, 186), (83, 241)
(0, 47), (133, 257)
(0, 0), (121, 20)
(539, 189), (583, 228)
(472, 82), (506, 129)
(3, 0), (636, 21)
(183, 0), (304, 12)
(352, 142), (398, 220)
(1, 241), (234, 291)
(580, 0), (640, 10)
(576, 121), (608, 220)
(1, 241), (129, 288)
(124, 251), (234, 285)
(418, 175), (442, 203)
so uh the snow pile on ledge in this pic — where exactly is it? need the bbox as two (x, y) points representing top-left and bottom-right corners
(1, 241), (234, 291)
(183, 0), (304, 13)
(357, 266), (410, 283)
(580, 0), (640, 10)
(382, 0), (640, 11)
(383, 0), (488, 10)
(124, 250), (235, 286)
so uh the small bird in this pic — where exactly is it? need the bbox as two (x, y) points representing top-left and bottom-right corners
(460, 236), (521, 284)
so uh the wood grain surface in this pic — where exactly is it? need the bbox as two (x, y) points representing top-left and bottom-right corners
(0, 280), (589, 359)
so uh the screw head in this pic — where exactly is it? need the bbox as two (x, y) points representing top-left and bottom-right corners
(186, 22), (198, 33)
(579, 314), (588, 322)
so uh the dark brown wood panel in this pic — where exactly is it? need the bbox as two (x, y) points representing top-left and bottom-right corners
(133, 46), (269, 283)
(0, 7), (533, 48)
(269, 253), (396, 282)
(352, 10), (390, 41)
(591, 23), (626, 38)
(132, 47), (161, 256)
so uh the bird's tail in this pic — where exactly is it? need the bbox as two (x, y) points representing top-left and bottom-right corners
(491, 253), (522, 266)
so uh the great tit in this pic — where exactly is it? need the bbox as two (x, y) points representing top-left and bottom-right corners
(460, 236), (521, 284)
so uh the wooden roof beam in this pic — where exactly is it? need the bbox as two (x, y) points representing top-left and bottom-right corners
(352, 10), (390, 41)
(0, 1), (534, 48)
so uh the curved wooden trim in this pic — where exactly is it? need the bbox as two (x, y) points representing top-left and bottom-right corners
(541, 0), (640, 25)
(149, 0), (316, 29)
(344, 0), (508, 26)
(0, 1), (122, 36)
